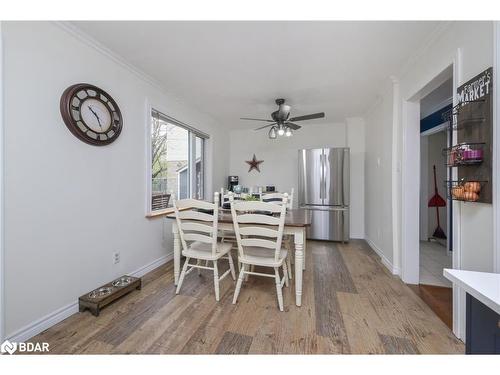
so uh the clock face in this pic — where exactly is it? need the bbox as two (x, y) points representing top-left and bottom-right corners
(60, 84), (123, 146)
(80, 98), (112, 133)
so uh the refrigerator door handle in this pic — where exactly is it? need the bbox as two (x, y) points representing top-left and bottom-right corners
(319, 154), (326, 199)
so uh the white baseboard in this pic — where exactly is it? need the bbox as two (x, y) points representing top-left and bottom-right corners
(349, 232), (365, 240)
(7, 301), (79, 343)
(365, 238), (400, 276)
(6, 252), (173, 343)
(129, 252), (173, 278)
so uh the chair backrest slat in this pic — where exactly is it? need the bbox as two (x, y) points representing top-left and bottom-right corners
(178, 210), (214, 222)
(175, 198), (216, 211)
(180, 221), (214, 234)
(230, 194), (288, 262)
(237, 214), (281, 225)
(241, 238), (276, 249)
(261, 188), (294, 209)
(183, 233), (213, 244)
(233, 200), (283, 213)
(238, 226), (278, 238)
(173, 192), (219, 255)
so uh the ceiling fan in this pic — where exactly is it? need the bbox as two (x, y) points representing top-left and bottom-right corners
(240, 98), (325, 139)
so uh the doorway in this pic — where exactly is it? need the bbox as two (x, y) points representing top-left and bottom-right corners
(419, 77), (453, 287)
(401, 59), (464, 338)
(413, 77), (454, 328)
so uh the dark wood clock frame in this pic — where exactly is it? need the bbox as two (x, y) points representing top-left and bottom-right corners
(60, 83), (123, 146)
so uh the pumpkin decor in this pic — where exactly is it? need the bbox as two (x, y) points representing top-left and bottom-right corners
(452, 181), (481, 202)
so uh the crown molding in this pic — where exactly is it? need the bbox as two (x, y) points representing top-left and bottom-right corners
(53, 21), (226, 129)
(397, 21), (454, 81)
(53, 21), (169, 95)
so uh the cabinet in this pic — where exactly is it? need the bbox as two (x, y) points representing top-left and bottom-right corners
(466, 293), (500, 354)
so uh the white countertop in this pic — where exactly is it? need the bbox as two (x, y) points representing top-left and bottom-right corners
(443, 269), (500, 315)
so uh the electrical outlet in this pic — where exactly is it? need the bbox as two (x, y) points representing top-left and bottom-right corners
(113, 251), (120, 264)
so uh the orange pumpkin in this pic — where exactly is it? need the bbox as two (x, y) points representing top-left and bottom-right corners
(463, 191), (479, 202)
(464, 181), (481, 193)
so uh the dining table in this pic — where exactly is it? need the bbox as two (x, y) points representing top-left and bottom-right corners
(166, 208), (311, 306)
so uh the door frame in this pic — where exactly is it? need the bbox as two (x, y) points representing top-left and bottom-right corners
(401, 49), (464, 339)
(0, 21), (5, 343)
(493, 21), (500, 274)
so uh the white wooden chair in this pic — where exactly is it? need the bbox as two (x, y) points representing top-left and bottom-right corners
(261, 188), (294, 209)
(173, 192), (236, 301)
(230, 194), (289, 311)
(261, 188), (294, 278)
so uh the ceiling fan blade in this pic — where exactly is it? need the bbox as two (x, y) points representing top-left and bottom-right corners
(254, 123), (276, 130)
(286, 122), (301, 130)
(289, 112), (325, 122)
(240, 117), (274, 122)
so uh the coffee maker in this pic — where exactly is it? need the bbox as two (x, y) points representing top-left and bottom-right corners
(227, 176), (239, 192)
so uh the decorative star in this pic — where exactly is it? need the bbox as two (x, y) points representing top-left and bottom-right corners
(245, 154), (264, 173)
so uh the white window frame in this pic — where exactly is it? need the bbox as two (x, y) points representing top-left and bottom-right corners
(145, 102), (208, 215)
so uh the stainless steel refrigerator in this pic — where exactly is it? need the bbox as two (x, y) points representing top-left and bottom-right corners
(298, 148), (350, 242)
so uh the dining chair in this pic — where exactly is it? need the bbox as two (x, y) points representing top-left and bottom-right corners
(230, 194), (289, 311)
(173, 192), (236, 301)
(261, 188), (294, 279)
(261, 188), (294, 209)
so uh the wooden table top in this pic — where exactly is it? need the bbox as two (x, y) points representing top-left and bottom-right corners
(166, 208), (311, 227)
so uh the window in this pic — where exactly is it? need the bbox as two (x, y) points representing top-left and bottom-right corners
(150, 109), (207, 212)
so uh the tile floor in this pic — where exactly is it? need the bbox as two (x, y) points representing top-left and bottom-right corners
(420, 240), (452, 287)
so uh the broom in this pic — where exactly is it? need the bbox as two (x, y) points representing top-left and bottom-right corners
(428, 165), (446, 239)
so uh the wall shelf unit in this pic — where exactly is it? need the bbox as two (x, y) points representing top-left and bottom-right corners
(446, 179), (487, 202)
(442, 68), (493, 204)
(443, 142), (485, 167)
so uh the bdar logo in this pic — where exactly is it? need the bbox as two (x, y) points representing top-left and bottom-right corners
(1, 340), (17, 354)
(0, 340), (49, 354)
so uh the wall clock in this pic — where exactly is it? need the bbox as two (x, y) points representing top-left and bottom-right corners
(60, 83), (123, 146)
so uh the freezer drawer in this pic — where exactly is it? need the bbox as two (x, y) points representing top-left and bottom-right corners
(303, 207), (349, 242)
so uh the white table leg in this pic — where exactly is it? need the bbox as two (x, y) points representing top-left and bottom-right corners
(294, 229), (304, 307)
(173, 222), (180, 285)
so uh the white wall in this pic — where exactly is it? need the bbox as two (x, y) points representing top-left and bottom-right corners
(364, 81), (395, 266)
(228, 119), (365, 238)
(364, 21), (495, 277)
(400, 21), (494, 273)
(2, 21), (229, 338)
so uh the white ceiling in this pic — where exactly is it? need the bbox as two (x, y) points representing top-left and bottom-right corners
(72, 21), (442, 129)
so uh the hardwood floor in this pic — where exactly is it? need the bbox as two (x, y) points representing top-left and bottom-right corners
(28, 240), (464, 354)
(408, 284), (453, 330)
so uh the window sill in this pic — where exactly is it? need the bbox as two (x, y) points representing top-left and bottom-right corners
(145, 207), (191, 219)
(145, 208), (175, 219)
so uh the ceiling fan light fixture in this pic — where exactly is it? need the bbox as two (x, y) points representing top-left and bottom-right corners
(285, 127), (292, 137)
(268, 126), (277, 139)
(277, 124), (285, 136)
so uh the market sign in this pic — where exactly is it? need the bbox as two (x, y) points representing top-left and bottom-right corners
(457, 67), (492, 104)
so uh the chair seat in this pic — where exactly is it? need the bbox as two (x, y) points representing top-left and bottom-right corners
(182, 241), (232, 260)
(239, 246), (288, 267)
